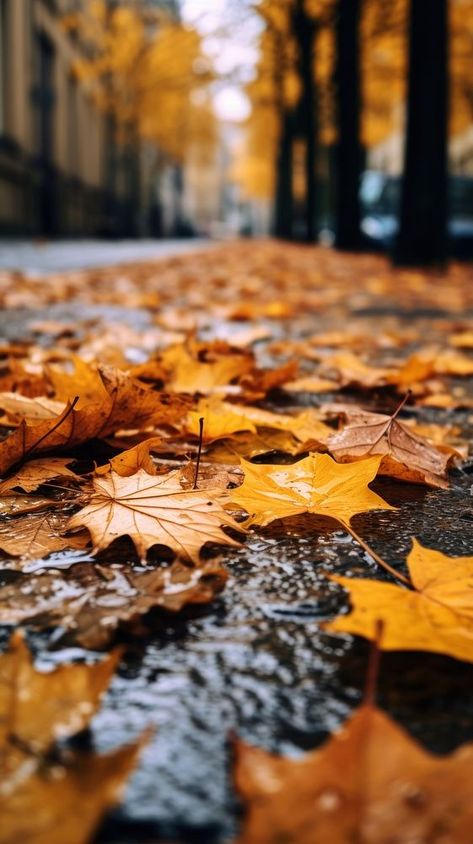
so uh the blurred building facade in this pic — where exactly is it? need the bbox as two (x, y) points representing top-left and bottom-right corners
(0, 0), (185, 237)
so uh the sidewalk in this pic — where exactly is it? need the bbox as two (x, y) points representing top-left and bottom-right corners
(0, 237), (210, 274)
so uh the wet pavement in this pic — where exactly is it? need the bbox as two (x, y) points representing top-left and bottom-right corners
(1, 250), (473, 843)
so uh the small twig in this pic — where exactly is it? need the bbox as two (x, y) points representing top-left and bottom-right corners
(363, 619), (384, 707)
(193, 417), (204, 490)
(390, 389), (412, 421)
(344, 523), (411, 586)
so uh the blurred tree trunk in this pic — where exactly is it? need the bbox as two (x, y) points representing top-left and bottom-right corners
(394, 0), (448, 266)
(274, 108), (295, 239)
(292, 0), (317, 243)
(334, 0), (362, 250)
(273, 23), (294, 240)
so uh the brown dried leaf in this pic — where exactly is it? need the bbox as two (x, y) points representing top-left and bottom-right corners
(0, 510), (89, 563)
(0, 457), (79, 493)
(328, 406), (452, 487)
(0, 559), (228, 649)
(0, 366), (189, 475)
(235, 704), (473, 844)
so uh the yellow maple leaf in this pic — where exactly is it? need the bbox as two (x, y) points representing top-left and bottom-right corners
(186, 399), (330, 444)
(326, 540), (473, 663)
(230, 453), (392, 528)
(69, 468), (242, 562)
(158, 341), (253, 393)
(186, 398), (257, 439)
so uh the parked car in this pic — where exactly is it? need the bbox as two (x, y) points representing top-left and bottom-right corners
(360, 171), (473, 258)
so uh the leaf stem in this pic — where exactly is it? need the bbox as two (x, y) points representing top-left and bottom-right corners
(344, 523), (411, 586)
(363, 619), (384, 706)
(7, 396), (80, 476)
(193, 417), (204, 490)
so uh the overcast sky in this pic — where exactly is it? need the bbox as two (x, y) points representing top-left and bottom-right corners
(181, 0), (261, 121)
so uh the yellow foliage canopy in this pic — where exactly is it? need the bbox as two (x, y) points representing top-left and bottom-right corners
(72, 1), (216, 162)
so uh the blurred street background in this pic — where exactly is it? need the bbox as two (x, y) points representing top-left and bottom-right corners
(0, 0), (470, 265)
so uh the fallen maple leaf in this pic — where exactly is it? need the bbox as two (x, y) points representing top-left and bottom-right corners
(185, 399), (330, 446)
(326, 540), (473, 663)
(321, 351), (395, 389)
(283, 375), (338, 394)
(0, 631), (119, 754)
(238, 359), (299, 399)
(230, 453), (392, 529)
(0, 509), (89, 564)
(0, 632), (144, 844)
(0, 366), (188, 475)
(0, 456), (79, 493)
(204, 429), (306, 463)
(235, 703), (473, 844)
(0, 494), (66, 518)
(327, 401), (453, 488)
(95, 436), (163, 476)
(69, 468), (243, 562)
(0, 392), (65, 422)
(186, 398), (257, 440)
(0, 558), (228, 648)
(0, 737), (143, 844)
(155, 340), (254, 392)
(47, 355), (110, 406)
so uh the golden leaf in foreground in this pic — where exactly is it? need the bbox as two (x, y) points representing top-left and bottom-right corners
(69, 468), (242, 562)
(0, 559), (228, 649)
(235, 704), (473, 844)
(230, 453), (392, 528)
(326, 540), (473, 663)
(0, 740), (144, 844)
(0, 633), (144, 844)
(0, 631), (119, 758)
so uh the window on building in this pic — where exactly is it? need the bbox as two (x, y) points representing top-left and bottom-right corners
(0, 0), (8, 136)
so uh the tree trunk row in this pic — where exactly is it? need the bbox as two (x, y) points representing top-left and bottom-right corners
(272, 0), (449, 268)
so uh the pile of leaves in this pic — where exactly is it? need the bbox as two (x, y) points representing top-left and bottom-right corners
(2, 242), (473, 841)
